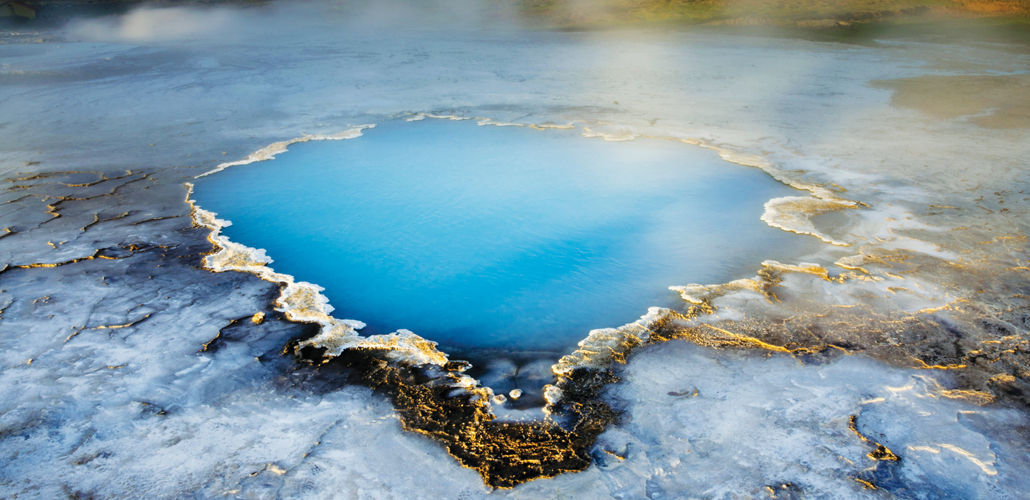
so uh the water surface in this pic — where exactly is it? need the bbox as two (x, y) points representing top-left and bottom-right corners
(194, 119), (818, 351)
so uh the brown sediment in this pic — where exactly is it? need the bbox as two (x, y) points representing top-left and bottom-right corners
(6, 171), (94, 183)
(66, 313), (153, 342)
(130, 214), (184, 225)
(8, 249), (101, 269)
(2, 194), (36, 205)
(849, 415), (901, 462)
(668, 388), (699, 397)
(60, 171), (134, 188)
(298, 347), (619, 489)
(200, 329), (223, 353)
(938, 389), (995, 405)
(81, 211), (132, 232)
(979, 235), (1028, 245)
(52, 174), (149, 203)
(871, 74), (1030, 129)
(1, 243), (156, 273)
(669, 260), (846, 308)
(551, 307), (681, 376)
(22, 174), (153, 230)
(660, 241), (1030, 412)
(653, 322), (804, 354)
(911, 358), (967, 370)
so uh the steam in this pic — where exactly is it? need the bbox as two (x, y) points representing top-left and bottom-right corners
(64, 0), (524, 43)
(66, 6), (246, 43)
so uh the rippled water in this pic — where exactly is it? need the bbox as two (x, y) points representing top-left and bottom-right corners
(193, 118), (818, 350)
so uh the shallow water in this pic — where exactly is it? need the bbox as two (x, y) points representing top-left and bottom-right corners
(194, 118), (818, 350)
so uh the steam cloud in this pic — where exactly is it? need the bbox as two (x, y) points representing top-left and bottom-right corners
(66, 6), (244, 42)
(65, 0), (525, 43)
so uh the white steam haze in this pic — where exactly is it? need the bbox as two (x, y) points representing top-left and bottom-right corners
(66, 0), (526, 42)
(66, 6), (245, 42)
(1, 0), (1029, 498)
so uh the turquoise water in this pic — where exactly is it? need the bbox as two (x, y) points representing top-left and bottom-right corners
(194, 119), (818, 351)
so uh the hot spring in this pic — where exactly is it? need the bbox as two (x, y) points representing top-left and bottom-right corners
(191, 117), (821, 352)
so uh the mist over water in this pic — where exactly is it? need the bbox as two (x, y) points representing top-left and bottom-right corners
(193, 119), (816, 350)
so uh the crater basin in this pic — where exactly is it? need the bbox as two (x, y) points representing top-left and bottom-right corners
(192, 119), (820, 352)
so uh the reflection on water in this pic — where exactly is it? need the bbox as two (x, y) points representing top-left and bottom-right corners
(193, 118), (819, 350)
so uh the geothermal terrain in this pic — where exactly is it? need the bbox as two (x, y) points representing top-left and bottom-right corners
(1, 2), (1030, 498)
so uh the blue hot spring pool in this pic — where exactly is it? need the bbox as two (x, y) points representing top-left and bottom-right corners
(192, 119), (820, 352)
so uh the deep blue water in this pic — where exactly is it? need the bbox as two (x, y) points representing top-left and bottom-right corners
(194, 119), (818, 351)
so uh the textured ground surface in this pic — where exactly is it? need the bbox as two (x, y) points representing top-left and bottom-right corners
(1, 6), (1029, 498)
